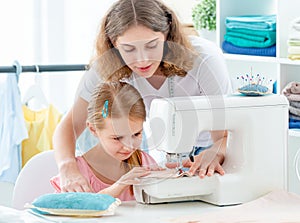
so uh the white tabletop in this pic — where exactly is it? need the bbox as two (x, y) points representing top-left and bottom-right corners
(0, 201), (221, 223)
(2, 190), (299, 222)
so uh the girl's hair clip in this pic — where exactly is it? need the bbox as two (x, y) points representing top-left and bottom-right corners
(102, 100), (109, 118)
(165, 11), (172, 24)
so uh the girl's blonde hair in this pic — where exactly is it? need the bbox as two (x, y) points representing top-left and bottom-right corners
(91, 0), (196, 81)
(87, 82), (145, 194)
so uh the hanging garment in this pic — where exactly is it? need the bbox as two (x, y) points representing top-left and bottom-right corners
(0, 75), (28, 183)
(21, 104), (62, 167)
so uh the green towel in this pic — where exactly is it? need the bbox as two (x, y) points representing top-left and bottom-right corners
(225, 28), (276, 48)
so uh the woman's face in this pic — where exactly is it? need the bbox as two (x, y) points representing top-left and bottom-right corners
(116, 25), (165, 78)
(94, 117), (144, 161)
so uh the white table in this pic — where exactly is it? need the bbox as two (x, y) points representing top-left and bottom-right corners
(0, 201), (221, 223)
(2, 190), (299, 222)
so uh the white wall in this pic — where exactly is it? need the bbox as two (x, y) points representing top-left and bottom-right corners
(0, 0), (117, 113)
(162, 0), (199, 25)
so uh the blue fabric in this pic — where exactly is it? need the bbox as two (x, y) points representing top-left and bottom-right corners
(141, 131), (149, 153)
(289, 117), (300, 129)
(193, 146), (211, 155)
(0, 74), (28, 183)
(225, 15), (276, 31)
(289, 121), (300, 129)
(272, 81), (277, 94)
(222, 41), (276, 57)
(75, 127), (99, 155)
(31, 192), (117, 211)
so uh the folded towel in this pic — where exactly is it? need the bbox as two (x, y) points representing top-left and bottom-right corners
(291, 17), (300, 31)
(289, 17), (300, 40)
(282, 81), (300, 96)
(290, 117), (300, 122)
(290, 106), (300, 116)
(288, 39), (300, 46)
(289, 113), (300, 121)
(222, 41), (276, 57)
(289, 121), (300, 129)
(225, 28), (276, 48)
(290, 101), (300, 109)
(288, 54), (300, 60)
(288, 46), (300, 54)
(225, 15), (276, 31)
(286, 94), (300, 102)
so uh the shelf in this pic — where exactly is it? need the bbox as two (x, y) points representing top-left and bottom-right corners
(218, 0), (300, 95)
(279, 58), (300, 66)
(225, 55), (300, 66)
(224, 54), (278, 63)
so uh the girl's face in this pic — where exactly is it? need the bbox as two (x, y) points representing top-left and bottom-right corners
(116, 25), (165, 78)
(94, 117), (144, 161)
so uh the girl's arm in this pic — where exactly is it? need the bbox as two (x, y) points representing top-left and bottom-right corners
(53, 97), (92, 192)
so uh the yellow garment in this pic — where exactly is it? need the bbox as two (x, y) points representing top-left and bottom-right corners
(22, 104), (62, 167)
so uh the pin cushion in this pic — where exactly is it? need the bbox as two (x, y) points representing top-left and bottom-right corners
(236, 72), (272, 96)
(238, 83), (271, 96)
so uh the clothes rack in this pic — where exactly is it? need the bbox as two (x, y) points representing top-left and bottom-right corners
(0, 64), (88, 73)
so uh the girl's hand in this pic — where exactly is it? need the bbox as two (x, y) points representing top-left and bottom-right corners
(117, 167), (151, 186)
(98, 167), (151, 197)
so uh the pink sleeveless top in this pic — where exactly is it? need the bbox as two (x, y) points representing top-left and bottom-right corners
(50, 151), (157, 201)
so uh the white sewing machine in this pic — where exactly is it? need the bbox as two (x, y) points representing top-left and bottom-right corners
(134, 94), (289, 206)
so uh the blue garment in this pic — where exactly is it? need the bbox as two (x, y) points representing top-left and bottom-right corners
(141, 131), (149, 153)
(193, 146), (211, 155)
(75, 127), (98, 155)
(0, 74), (28, 183)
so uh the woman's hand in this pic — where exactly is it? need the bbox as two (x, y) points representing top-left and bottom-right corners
(184, 148), (225, 178)
(165, 131), (227, 178)
(186, 130), (227, 178)
(59, 160), (93, 192)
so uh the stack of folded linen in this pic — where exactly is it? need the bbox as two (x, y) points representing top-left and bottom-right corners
(222, 15), (276, 57)
(288, 17), (300, 60)
(282, 81), (300, 129)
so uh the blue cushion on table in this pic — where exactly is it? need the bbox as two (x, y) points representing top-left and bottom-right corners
(26, 192), (121, 217)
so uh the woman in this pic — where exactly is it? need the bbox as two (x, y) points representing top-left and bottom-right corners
(53, 0), (232, 192)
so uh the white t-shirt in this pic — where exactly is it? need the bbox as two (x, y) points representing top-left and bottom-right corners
(76, 36), (232, 159)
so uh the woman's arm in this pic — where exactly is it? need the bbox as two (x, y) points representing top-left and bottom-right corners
(53, 97), (93, 192)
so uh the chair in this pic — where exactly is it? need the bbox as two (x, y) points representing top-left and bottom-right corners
(12, 150), (58, 210)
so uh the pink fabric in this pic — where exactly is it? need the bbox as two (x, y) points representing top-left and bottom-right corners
(50, 151), (157, 201)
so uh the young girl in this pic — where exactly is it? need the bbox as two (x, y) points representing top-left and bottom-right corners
(51, 82), (158, 201)
(53, 0), (232, 192)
